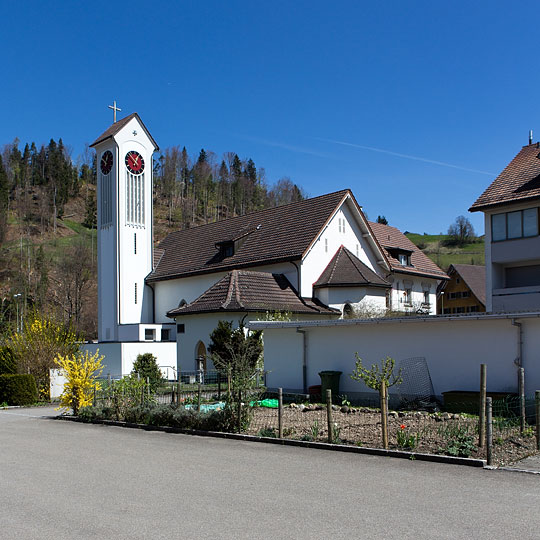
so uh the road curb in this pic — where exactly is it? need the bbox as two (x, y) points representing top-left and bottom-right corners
(53, 414), (487, 468)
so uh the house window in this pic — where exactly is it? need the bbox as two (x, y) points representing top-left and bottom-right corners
(161, 329), (170, 341)
(176, 323), (185, 334)
(145, 328), (155, 341)
(467, 306), (479, 313)
(398, 254), (410, 266)
(356, 244), (359, 257)
(505, 264), (540, 288)
(492, 208), (538, 242)
(462, 291), (470, 298)
(404, 289), (412, 305)
(325, 238), (328, 253)
(455, 307), (465, 314)
(443, 308), (451, 314)
(423, 291), (430, 305)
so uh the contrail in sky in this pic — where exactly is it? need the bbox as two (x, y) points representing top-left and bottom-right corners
(230, 133), (337, 160)
(315, 137), (496, 176)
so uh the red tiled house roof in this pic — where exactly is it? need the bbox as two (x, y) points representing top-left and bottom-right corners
(368, 221), (449, 280)
(470, 144), (540, 211)
(167, 270), (338, 317)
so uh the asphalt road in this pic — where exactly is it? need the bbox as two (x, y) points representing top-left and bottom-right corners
(1, 406), (539, 540)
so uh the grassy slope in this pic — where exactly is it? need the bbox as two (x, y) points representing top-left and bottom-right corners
(405, 233), (485, 271)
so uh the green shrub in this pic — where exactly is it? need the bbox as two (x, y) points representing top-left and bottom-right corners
(0, 345), (17, 374)
(0, 374), (38, 405)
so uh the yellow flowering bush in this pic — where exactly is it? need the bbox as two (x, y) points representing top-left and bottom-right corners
(8, 310), (80, 399)
(55, 350), (104, 414)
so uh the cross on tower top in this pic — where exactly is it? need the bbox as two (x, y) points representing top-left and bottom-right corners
(108, 100), (122, 123)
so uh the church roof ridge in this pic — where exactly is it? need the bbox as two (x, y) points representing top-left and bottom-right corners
(147, 189), (354, 283)
(90, 112), (159, 150)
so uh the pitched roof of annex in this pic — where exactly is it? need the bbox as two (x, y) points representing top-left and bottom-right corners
(167, 270), (339, 317)
(313, 246), (390, 289)
(368, 221), (449, 281)
(470, 143), (540, 211)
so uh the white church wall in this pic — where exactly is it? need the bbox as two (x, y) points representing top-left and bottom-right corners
(115, 126), (154, 326)
(300, 201), (383, 298)
(97, 222), (118, 341)
(253, 315), (540, 399)
(82, 342), (123, 377)
(121, 342), (177, 380)
(153, 261), (299, 323)
(82, 341), (177, 379)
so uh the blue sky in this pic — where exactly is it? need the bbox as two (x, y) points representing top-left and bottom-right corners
(1, 1), (538, 235)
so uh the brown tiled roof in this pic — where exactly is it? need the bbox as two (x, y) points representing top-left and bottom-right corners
(148, 190), (351, 282)
(470, 144), (540, 211)
(368, 221), (449, 280)
(314, 246), (390, 289)
(90, 112), (159, 150)
(167, 270), (339, 317)
(449, 264), (486, 306)
(153, 248), (165, 269)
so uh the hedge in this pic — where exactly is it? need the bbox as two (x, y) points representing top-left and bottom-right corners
(0, 374), (38, 405)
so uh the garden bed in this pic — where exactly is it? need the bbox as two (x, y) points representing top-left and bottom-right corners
(247, 404), (538, 467)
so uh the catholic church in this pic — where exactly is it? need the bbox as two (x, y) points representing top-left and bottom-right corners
(85, 112), (448, 377)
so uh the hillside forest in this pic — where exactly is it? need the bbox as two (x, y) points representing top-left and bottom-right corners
(0, 138), (306, 339)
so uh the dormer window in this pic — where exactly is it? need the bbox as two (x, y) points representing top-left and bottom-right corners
(398, 253), (410, 266)
(215, 240), (234, 258)
(386, 247), (413, 267)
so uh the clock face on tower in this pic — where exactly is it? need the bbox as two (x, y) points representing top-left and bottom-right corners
(100, 150), (113, 175)
(125, 150), (145, 175)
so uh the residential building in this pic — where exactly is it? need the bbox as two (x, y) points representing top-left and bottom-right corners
(437, 264), (486, 314)
(470, 142), (540, 312)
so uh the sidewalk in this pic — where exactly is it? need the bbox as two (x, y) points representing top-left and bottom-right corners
(504, 453), (540, 474)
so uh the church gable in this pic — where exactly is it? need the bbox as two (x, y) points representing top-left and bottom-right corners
(147, 189), (352, 282)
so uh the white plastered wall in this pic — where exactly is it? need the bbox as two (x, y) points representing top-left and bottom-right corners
(316, 286), (387, 316)
(389, 275), (438, 314)
(82, 341), (177, 379)
(257, 316), (540, 398)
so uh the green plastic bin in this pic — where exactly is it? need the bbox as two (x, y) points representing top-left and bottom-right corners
(318, 370), (342, 401)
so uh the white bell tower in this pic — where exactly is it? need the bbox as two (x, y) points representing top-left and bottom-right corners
(91, 111), (158, 342)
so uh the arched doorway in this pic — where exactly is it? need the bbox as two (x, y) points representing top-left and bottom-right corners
(195, 341), (207, 372)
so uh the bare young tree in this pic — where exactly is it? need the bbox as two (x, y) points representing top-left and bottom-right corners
(56, 238), (92, 326)
(447, 215), (475, 246)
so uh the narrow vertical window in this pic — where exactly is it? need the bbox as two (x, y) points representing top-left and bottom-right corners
(134, 233), (137, 254)
(356, 244), (359, 257)
(343, 219), (346, 233)
(134, 283), (138, 304)
(325, 238), (328, 253)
